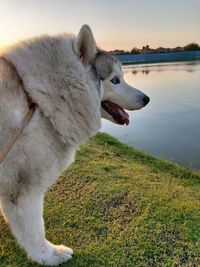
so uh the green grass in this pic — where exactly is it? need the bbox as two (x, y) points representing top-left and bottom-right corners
(0, 132), (200, 266)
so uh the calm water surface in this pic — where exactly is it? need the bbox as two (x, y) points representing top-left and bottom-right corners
(101, 61), (200, 169)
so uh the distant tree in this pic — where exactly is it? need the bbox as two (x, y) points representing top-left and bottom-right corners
(131, 47), (140, 54)
(184, 43), (200, 51)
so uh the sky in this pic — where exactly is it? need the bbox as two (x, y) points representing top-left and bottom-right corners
(0, 0), (199, 51)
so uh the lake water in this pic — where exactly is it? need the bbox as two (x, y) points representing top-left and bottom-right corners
(101, 61), (200, 169)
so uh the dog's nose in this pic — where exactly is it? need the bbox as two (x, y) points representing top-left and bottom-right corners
(143, 95), (150, 106)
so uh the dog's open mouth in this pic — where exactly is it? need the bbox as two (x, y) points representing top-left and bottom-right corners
(101, 100), (129, 125)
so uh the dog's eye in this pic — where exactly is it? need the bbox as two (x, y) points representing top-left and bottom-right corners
(111, 76), (120, 84)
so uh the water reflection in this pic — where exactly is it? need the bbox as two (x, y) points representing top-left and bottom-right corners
(125, 61), (199, 76)
(101, 60), (200, 169)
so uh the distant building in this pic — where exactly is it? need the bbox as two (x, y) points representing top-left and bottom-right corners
(155, 47), (171, 53)
(172, 46), (184, 52)
(110, 49), (130, 55)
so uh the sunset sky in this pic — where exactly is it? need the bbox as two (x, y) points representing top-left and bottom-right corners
(0, 0), (199, 51)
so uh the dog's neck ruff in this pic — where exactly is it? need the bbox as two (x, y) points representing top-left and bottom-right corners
(0, 57), (36, 165)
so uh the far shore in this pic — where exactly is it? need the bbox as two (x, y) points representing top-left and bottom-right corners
(116, 51), (200, 65)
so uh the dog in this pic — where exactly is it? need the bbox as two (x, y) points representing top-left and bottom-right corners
(0, 25), (149, 265)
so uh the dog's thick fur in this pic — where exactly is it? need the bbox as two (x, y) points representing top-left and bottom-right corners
(0, 25), (149, 265)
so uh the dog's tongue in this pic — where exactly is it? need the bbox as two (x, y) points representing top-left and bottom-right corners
(102, 100), (130, 125)
(118, 108), (129, 125)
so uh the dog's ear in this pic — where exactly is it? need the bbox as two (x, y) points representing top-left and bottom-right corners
(73, 25), (97, 64)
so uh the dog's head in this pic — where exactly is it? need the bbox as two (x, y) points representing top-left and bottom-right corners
(95, 52), (150, 125)
(74, 25), (150, 125)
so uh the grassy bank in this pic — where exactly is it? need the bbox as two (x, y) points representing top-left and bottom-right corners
(0, 133), (200, 266)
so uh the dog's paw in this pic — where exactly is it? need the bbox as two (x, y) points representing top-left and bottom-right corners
(29, 240), (73, 266)
(43, 244), (73, 266)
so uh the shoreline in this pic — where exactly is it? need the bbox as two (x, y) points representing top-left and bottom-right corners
(116, 51), (200, 65)
(122, 58), (200, 66)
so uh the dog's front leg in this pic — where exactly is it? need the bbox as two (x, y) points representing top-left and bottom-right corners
(0, 190), (73, 266)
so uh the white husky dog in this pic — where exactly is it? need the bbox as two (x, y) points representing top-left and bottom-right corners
(0, 25), (149, 265)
